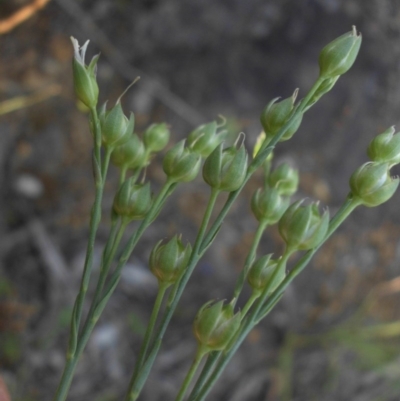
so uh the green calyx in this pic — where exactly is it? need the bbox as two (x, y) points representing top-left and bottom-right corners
(260, 89), (302, 141)
(163, 140), (202, 183)
(203, 142), (248, 192)
(193, 300), (241, 351)
(319, 26), (362, 79)
(247, 254), (286, 294)
(187, 121), (228, 158)
(349, 162), (399, 207)
(143, 123), (170, 153)
(367, 126), (400, 166)
(149, 235), (192, 285)
(99, 102), (134, 149)
(279, 200), (329, 252)
(112, 179), (152, 220)
(268, 163), (299, 196)
(251, 186), (289, 224)
(111, 134), (146, 170)
(70, 38), (99, 109)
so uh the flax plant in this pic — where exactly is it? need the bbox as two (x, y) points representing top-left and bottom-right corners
(52, 27), (400, 401)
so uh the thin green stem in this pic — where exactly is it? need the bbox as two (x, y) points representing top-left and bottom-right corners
(240, 291), (260, 319)
(124, 188), (220, 401)
(53, 107), (108, 401)
(232, 219), (268, 305)
(126, 282), (169, 394)
(130, 168), (142, 185)
(187, 352), (220, 401)
(175, 347), (208, 401)
(52, 356), (78, 401)
(119, 165), (128, 186)
(82, 218), (128, 333)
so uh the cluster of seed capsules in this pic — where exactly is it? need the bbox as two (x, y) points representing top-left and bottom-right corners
(70, 27), (399, 354)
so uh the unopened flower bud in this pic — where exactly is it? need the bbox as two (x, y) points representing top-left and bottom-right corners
(319, 26), (362, 79)
(203, 143), (248, 192)
(143, 123), (170, 153)
(279, 200), (329, 251)
(251, 186), (289, 224)
(70, 37), (99, 109)
(247, 255), (285, 294)
(111, 134), (146, 170)
(193, 300), (241, 351)
(349, 162), (399, 207)
(113, 179), (152, 220)
(268, 163), (299, 196)
(163, 140), (201, 182)
(187, 121), (228, 158)
(260, 89), (302, 141)
(99, 102), (134, 149)
(149, 236), (192, 285)
(367, 127), (400, 166)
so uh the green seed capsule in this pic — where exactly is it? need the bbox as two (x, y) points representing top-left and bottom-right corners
(99, 102), (134, 149)
(111, 134), (146, 170)
(187, 121), (228, 158)
(143, 123), (170, 153)
(319, 26), (362, 79)
(113, 179), (152, 220)
(193, 300), (241, 351)
(251, 186), (289, 224)
(247, 255), (285, 294)
(367, 127), (400, 166)
(279, 200), (329, 252)
(268, 163), (299, 196)
(349, 162), (399, 207)
(202, 143), (248, 192)
(70, 37), (99, 109)
(149, 236), (192, 285)
(163, 140), (202, 182)
(260, 89), (302, 141)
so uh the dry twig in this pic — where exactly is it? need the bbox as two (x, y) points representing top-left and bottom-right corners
(0, 0), (51, 35)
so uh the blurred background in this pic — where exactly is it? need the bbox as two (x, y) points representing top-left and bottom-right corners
(1, 0), (400, 400)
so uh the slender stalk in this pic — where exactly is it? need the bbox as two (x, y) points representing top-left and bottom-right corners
(232, 219), (268, 305)
(119, 165), (128, 186)
(54, 108), (109, 401)
(82, 218), (128, 331)
(140, 283), (169, 359)
(127, 282), (169, 390)
(52, 356), (79, 401)
(175, 347), (208, 401)
(187, 352), (220, 401)
(124, 188), (220, 401)
(240, 291), (260, 318)
(69, 109), (105, 339)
